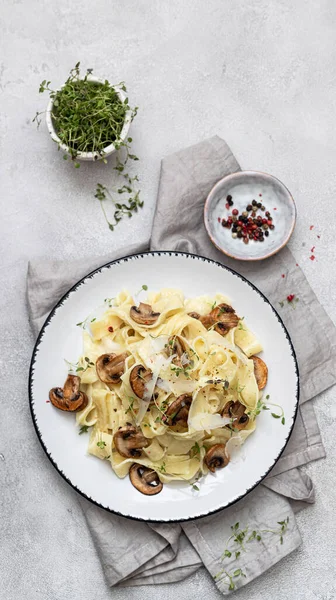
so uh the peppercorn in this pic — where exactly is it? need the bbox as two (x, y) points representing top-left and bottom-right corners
(262, 223), (268, 230)
(226, 194), (232, 203)
(247, 204), (252, 211)
(242, 211), (248, 218)
(252, 205), (257, 212)
(232, 208), (238, 216)
(252, 200), (257, 206)
(243, 237), (249, 244)
(269, 224), (275, 230)
(237, 231), (243, 238)
(265, 211), (270, 217)
(265, 230), (269, 237)
(232, 232), (237, 239)
(232, 215), (237, 222)
(257, 202), (262, 208)
(261, 205), (265, 211)
(249, 233), (253, 239)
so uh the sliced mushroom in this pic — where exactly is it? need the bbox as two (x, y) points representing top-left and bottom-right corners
(130, 303), (160, 326)
(204, 444), (230, 473)
(188, 312), (216, 329)
(113, 425), (150, 458)
(252, 355), (268, 390)
(130, 364), (152, 399)
(49, 374), (88, 412)
(189, 303), (238, 336)
(210, 303), (239, 335)
(164, 335), (188, 366)
(96, 352), (128, 384)
(129, 463), (163, 495)
(222, 400), (249, 430)
(164, 394), (192, 427)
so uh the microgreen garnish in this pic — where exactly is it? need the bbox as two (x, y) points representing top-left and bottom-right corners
(248, 395), (285, 424)
(214, 517), (289, 590)
(104, 297), (115, 308)
(135, 284), (148, 295)
(76, 356), (95, 372)
(189, 471), (202, 491)
(64, 357), (94, 374)
(78, 425), (89, 435)
(171, 360), (194, 379)
(159, 462), (166, 473)
(125, 397), (136, 415)
(97, 441), (106, 449)
(191, 442), (201, 456)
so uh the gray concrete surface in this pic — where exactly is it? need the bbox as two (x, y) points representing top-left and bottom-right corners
(1, 1), (336, 598)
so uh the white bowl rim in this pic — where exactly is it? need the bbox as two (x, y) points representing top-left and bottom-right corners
(204, 170), (297, 262)
(45, 75), (132, 161)
(28, 250), (300, 523)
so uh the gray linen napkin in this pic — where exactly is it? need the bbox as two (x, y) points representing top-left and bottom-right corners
(27, 136), (336, 594)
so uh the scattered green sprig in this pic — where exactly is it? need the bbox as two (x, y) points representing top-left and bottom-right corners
(97, 441), (107, 449)
(248, 394), (285, 424)
(214, 517), (290, 590)
(95, 181), (143, 232)
(79, 425), (89, 435)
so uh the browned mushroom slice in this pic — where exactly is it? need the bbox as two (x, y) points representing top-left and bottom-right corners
(210, 303), (239, 334)
(251, 355), (268, 390)
(129, 463), (163, 495)
(49, 374), (88, 412)
(164, 335), (188, 366)
(130, 303), (160, 325)
(130, 364), (152, 399)
(188, 312), (215, 329)
(96, 352), (128, 385)
(204, 444), (230, 473)
(222, 400), (249, 430)
(164, 394), (192, 427)
(113, 425), (150, 458)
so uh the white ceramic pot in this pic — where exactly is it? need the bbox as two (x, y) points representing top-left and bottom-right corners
(45, 76), (132, 162)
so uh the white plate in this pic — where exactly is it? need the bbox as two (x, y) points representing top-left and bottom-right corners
(29, 252), (299, 522)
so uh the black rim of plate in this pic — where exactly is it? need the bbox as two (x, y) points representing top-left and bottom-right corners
(29, 251), (300, 523)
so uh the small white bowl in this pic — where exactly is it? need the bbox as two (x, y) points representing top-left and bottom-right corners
(45, 76), (132, 162)
(204, 171), (296, 261)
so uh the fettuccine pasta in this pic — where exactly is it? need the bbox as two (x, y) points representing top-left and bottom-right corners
(49, 288), (268, 496)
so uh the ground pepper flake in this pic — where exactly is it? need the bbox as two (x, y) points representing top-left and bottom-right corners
(287, 294), (295, 302)
(46, 400), (50, 403)
(310, 255), (316, 261)
(108, 326), (114, 332)
(311, 246), (315, 253)
(281, 274), (285, 278)
(310, 225), (314, 230)
(317, 235), (320, 239)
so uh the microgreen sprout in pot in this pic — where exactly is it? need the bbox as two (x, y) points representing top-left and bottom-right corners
(33, 62), (137, 164)
(33, 63), (144, 231)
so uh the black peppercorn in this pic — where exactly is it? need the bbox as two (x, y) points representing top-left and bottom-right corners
(237, 231), (243, 238)
(265, 230), (269, 237)
(257, 202), (262, 208)
(252, 200), (257, 206)
(247, 204), (252, 211)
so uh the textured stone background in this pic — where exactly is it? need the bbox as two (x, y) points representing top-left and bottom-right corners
(1, 1), (336, 598)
